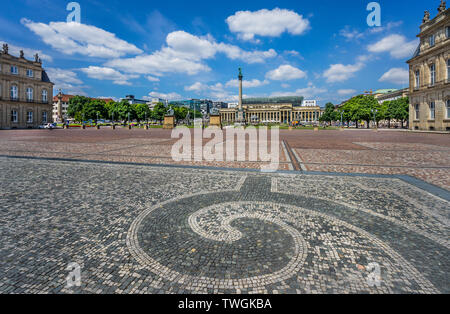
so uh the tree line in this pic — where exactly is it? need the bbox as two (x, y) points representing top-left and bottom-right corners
(66, 96), (202, 123)
(319, 95), (409, 128)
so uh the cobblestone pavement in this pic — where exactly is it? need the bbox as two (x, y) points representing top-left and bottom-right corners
(0, 129), (448, 189)
(0, 157), (448, 294)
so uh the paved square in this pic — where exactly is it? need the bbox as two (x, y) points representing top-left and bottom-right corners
(0, 156), (448, 294)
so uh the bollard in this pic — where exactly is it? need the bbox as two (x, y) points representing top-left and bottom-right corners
(96, 125), (100, 130)
(112, 124), (116, 130)
(145, 125), (149, 130)
(128, 125), (132, 130)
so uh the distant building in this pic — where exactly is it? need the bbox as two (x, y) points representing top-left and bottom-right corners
(302, 100), (317, 107)
(374, 88), (409, 104)
(0, 44), (54, 129)
(170, 99), (213, 114)
(407, 0), (450, 131)
(121, 95), (148, 105)
(52, 92), (114, 122)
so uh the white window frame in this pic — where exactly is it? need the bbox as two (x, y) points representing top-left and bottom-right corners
(42, 111), (48, 123)
(10, 85), (18, 100)
(447, 100), (450, 119)
(448, 59), (450, 82)
(26, 87), (33, 101)
(415, 104), (420, 120)
(429, 34), (435, 47)
(42, 89), (48, 102)
(430, 64), (436, 85)
(10, 66), (18, 75)
(11, 110), (18, 123)
(26, 69), (33, 78)
(415, 70), (420, 88)
(429, 102), (435, 120)
(27, 111), (33, 123)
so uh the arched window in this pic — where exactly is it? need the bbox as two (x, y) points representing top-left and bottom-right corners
(42, 89), (48, 102)
(27, 87), (33, 101)
(10, 85), (18, 100)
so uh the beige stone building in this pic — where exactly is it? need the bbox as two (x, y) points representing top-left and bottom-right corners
(0, 44), (53, 129)
(407, 1), (450, 131)
(220, 98), (322, 125)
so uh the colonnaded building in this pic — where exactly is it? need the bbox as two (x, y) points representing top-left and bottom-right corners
(0, 44), (53, 129)
(220, 97), (322, 125)
(408, 1), (450, 131)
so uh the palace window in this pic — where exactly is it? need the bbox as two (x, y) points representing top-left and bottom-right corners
(415, 104), (420, 120)
(430, 64), (436, 85)
(27, 111), (33, 123)
(10, 85), (18, 100)
(42, 89), (48, 102)
(447, 100), (450, 119)
(11, 110), (18, 123)
(448, 59), (450, 81)
(42, 111), (48, 123)
(10, 66), (18, 75)
(429, 102), (435, 120)
(26, 69), (33, 78)
(447, 26), (450, 38)
(415, 70), (420, 88)
(429, 34), (435, 47)
(26, 87), (33, 101)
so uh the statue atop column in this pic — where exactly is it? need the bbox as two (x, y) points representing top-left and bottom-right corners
(34, 53), (39, 62)
(2, 43), (8, 54)
(423, 10), (430, 23)
(20, 50), (24, 58)
(438, 0), (446, 13)
(235, 67), (246, 126)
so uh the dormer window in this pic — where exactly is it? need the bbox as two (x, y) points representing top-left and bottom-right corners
(429, 34), (435, 47)
(26, 69), (33, 78)
(10, 66), (18, 75)
(446, 26), (450, 38)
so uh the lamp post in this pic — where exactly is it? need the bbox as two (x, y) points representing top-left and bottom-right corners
(371, 109), (378, 128)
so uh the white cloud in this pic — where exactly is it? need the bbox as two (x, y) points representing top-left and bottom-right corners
(80, 66), (138, 85)
(226, 8), (310, 41)
(146, 76), (160, 82)
(295, 83), (327, 98)
(225, 79), (269, 88)
(266, 65), (307, 81)
(147, 91), (182, 100)
(271, 83), (327, 98)
(106, 31), (276, 76)
(0, 40), (52, 62)
(46, 67), (83, 85)
(22, 19), (142, 58)
(367, 34), (418, 59)
(339, 27), (363, 41)
(379, 67), (409, 85)
(323, 62), (364, 83)
(185, 82), (225, 93)
(337, 89), (357, 96)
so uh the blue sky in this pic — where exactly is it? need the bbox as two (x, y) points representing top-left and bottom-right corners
(0, 0), (434, 105)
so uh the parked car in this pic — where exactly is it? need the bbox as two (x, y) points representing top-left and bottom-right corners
(39, 123), (56, 129)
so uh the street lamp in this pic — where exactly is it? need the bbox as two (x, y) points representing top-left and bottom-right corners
(371, 109), (378, 128)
